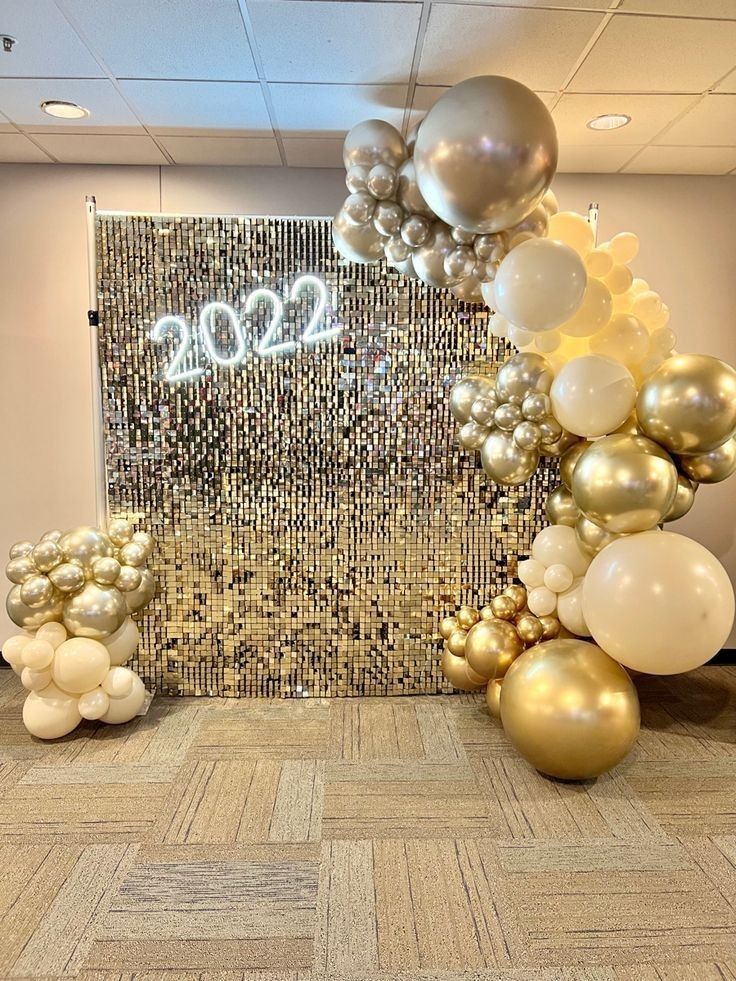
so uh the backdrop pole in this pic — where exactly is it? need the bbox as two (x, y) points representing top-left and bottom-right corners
(85, 195), (108, 527)
(588, 201), (600, 245)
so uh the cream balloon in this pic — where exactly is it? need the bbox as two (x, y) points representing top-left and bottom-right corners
(518, 558), (546, 589)
(22, 665), (53, 692)
(22, 682), (82, 740)
(102, 617), (141, 666)
(556, 579), (590, 636)
(590, 314), (649, 366)
(100, 673), (147, 725)
(547, 211), (595, 257)
(78, 687), (111, 721)
(551, 355), (636, 438)
(103, 665), (135, 698)
(493, 239), (587, 333)
(527, 586), (557, 617)
(531, 525), (590, 578)
(558, 278), (612, 338)
(52, 637), (111, 694)
(583, 531), (735, 674)
(36, 621), (68, 650)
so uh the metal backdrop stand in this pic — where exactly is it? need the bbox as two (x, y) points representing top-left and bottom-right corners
(588, 201), (599, 244)
(85, 195), (108, 527)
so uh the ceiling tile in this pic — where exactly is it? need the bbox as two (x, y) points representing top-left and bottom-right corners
(283, 138), (344, 168)
(418, 5), (605, 89)
(249, 1), (422, 84)
(655, 95), (736, 146)
(60, 0), (257, 80)
(118, 80), (272, 135)
(553, 93), (697, 146)
(160, 136), (281, 166)
(0, 78), (142, 128)
(557, 144), (639, 172)
(0, 0), (103, 77)
(32, 133), (168, 164)
(0, 133), (52, 162)
(571, 14), (736, 93)
(270, 83), (406, 138)
(618, 0), (736, 16)
(622, 145), (736, 174)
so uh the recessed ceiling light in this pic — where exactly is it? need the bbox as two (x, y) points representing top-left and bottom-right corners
(587, 113), (631, 131)
(40, 100), (90, 120)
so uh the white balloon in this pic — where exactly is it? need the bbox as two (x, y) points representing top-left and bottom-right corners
(100, 673), (146, 725)
(3, 633), (31, 670)
(21, 665), (53, 692)
(102, 665), (136, 698)
(532, 525), (590, 578)
(528, 585), (557, 617)
(517, 558), (546, 589)
(551, 355), (637, 438)
(556, 579), (590, 636)
(78, 687), (111, 721)
(544, 563), (574, 593)
(493, 239), (587, 334)
(21, 639), (55, 670)
(547, 211), (595, 257)
(22, 682), (82, 739)
(583, 531), (735, 674)
(36, 622), (68, 650)
(52, 638), (110, 695)
(103, 617), (140, 666)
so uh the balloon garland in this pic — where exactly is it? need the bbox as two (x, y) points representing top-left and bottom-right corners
(333, 73), (736, 781)
(2, 520), (155, 739)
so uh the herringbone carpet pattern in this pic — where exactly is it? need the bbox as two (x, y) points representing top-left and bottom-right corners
(1, 666), (735, 979)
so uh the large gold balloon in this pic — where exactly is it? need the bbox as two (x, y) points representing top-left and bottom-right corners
(572, 434), (678, 534)
(545, 484), (580, 527)
(6, 584), (63, 631)
(414, 76), (557, 233)
(332, 206), (384, 264)
(465, 618), (524, 680)
(481, 430), (539, 486)
(679, 436), (736, 484)
(441, 648), (486, 691)
(63, 582), (127, 639)
(124, 568), (155, 613)
(559, 440), (591, 490)
(637, 354), (736, 454)
(500, 639), (640, 780)
(575, 514), (625, 557)
(59, 527), (113, 574)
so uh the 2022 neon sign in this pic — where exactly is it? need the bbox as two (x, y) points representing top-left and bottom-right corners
(151, 275), (340, 384)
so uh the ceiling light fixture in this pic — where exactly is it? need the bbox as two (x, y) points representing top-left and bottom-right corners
(40, 100), (90, 120)
(587, 113), (631, 131)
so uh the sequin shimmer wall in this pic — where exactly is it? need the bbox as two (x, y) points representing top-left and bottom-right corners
(97, 214), (556, 697)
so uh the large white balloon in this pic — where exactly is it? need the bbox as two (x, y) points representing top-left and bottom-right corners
(583, 531), (735, 674)
(493, 239), (587, 334)
(103, 617), (140, 666)
(23, 682), (82, 739)
(100, 673), (147, 725)
(551, 355), (637, 438)
(52, 637), (110, 695)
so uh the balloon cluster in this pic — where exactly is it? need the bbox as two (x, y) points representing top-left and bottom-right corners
(332, 75), (558, 302)
(450, 353), (575, 486)
(2, 519), (155, 739)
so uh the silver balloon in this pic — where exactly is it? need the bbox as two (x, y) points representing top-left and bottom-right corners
(413, 223), (460, 287)
(400, 214), (430, 248)
(125, 568), (155, 614)
(6, 556), (36, 584)
(444, 246), (476, 280)
(343, 190), (376, 226)
(406, 120), (421, 155)
(481, 429), (539, 486)
(7, 584), (63, 630)
(450, 375), (494, 423)
(332, 207), (384, 264)
(451, 276), (483, 303)
(373, 201), (403, 237)
(31, 540), (62, 572)
(59, 526), (113, 574)
(63, 582), (128, 639)
(414, 76), (557, 233)
(48, 562), (85, 593)
(20, 575), (55, 608)
(459, 420), (491, 450)
(495, 353), (553, 403)
(9, 540), (34, 560)
(366, 163), (397, 201)
(384, 234), (411, 264)
(343, 119), (407, 170)
(452, 227), (476, 246)
(345, 164), (370, 193)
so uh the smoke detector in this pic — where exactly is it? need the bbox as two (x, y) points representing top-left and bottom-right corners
(2, 35), (17, 53)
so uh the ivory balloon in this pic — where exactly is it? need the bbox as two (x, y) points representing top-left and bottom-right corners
(500, 640), (640, 780)
(464, 619), (524, 679)
(531, 525), (590, 578)
(556, 580), (590, 636)
(583, 531), (735, 674)
(441, 648), (487, 691)
(558, 278), (612, 338)
(63, 582), (128, 639)
(679, 436), (736, 484)
(332, 207), (384, 264)
(103, 616), (141, 666)
(637, 354), (736, 454)
(414, 76), (557, 233)
(547, 211), (595, 257)
(480, 430), (539, 486)
(52, 637), (110, 694)
(551, 355), (637, 438)
(78, 687), (111, 721)
(343, 119), (407, 170)
(6, 584), (63, 631)
(21, 639), (55, 670)
(100, 673), (147, 725)
(493, 239), (587, 333)
(590, 314), (649, 367)
(545, 485), (580, 527)
(572, 434), (678, 534)
(527, 586), (557, 617)
(23, 682), (82, 740)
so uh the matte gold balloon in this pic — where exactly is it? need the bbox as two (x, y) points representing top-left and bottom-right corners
(446, 628), (468, 656)
(48, 562), (85, 593)
(481, 429), (539, 486)
(559, 440), (591, 490)
(414, 76), (557, 233)
(6, 584), (63, 631)
(441, 648), (487, 691)
(457, 605), (481, 630)
(59, 527), (114, 574)
(539, 615), (561, 640)
(63, 582), (127, 640)
(440, 615), (458, 640)
(664, 473), (696, 522)
(485, 679), (503, 719)
(545, 484), (580, 527)
(572, 434), (678, 534)
(124, 568), (155, 613)
(500, 639), (640, 780)
(491, 595), (516, 620)
(516, 613), (544, 646)
(637, 354), (736, 454)
(465, 618), (524, 680)
(503, 584), (527, 612)
(679, 436), (736, 484)
(575, 514), (625, 558)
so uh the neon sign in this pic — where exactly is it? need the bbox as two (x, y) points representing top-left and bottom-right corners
(151, 275), (340, 384)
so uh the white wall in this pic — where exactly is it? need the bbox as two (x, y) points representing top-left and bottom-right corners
(1, 164), (735, 646)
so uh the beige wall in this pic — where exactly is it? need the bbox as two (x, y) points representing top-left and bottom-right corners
(1, 164), (735, 646)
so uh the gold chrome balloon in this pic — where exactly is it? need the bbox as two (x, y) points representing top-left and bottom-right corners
(446, 628), (467, 657)
(495, 353), (553, 403)
(481, 430), (539, 487)
(59, 527), (114, 574)
(9, 540), (33, 560)
(107, 518), (133, 547)
(332, 206), (384, 264)
(516, 613), (544, 646)
(5, 556), (36, 585)
(465, 618), (524, 679)
(6, 584), (63, 631)
(637, 354), (736, 454)
(545, 484), (580, 527)
(62, 582), (127, 640)
(441, 648), (487, 691)
(480, 605), (496, 621)
(116, 565), (142, 593)
(575, 515), (625, 557)
(491, 595), (516, 620)
(30, 540), (62, 573)
(92, 557), (122, 585)
(679, 436), (736, 484)
(485, 679), (503, 719)
(343, 118), (407, 170)
(20, 575), (54, 608)
(458, 421), (491, 450)
(539, 615), (561, 640)
(440, 616), (458, 640)
(124, 568), (155, 612)
(457, 605), (481, 630)
(664, 473), (696, 522)
(450, 375), (494, 424)
(500, 639), (640, 780)
(572, 434), (678, 534)
(503, 584), (527, 612)
(559, 440), (591, 490)
(48, 562), (86, 593)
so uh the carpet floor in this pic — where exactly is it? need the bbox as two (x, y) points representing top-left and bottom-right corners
(0, 666), (735, 980)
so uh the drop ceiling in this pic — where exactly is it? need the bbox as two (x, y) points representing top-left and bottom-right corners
(1, 0), (735, 174)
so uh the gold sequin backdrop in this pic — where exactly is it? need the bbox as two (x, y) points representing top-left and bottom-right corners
(97, 214), (557, 697)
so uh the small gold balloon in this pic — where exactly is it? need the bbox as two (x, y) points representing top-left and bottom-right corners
(92, 556), (122, 585)
(457, 605), (480, 630)
(446, 628), (468, 656)
(439, 615), (459, 639)
(118, 541), (147, 568)
(664, 473), (696, 522)
(679, 436), (736, 484)
(9, 540), (34, 560)
(545, 484), (580, 527)
(485, 679), (503, 719)
(450, 376), (494, 424)
(59, 527), (114, 574)
(516, 613), (544, 646)
(500, 639), (640, 780)
(108, 518), (133, 547)
(62, 582), (127, 639)
(20, 575), (55, 609)
(480, 605), (496, 621)
(541, 430), (580, 458)
(6, 584), (63, 631)
(465, 618), (524, 680)
(116, 565), (143, 593)
(48, 562), (85, 593)
(503, 584), (527, 612)
(575, 514), (625, 557)
(124, 568), (154, 613)
(539, 615), (561, 640)
(559, 440), (591, 489)
(31, 540), (63, 573)
(441, 648), (486, 691)
(5, 556), (36, 585)
(490, 595), (516, 620)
